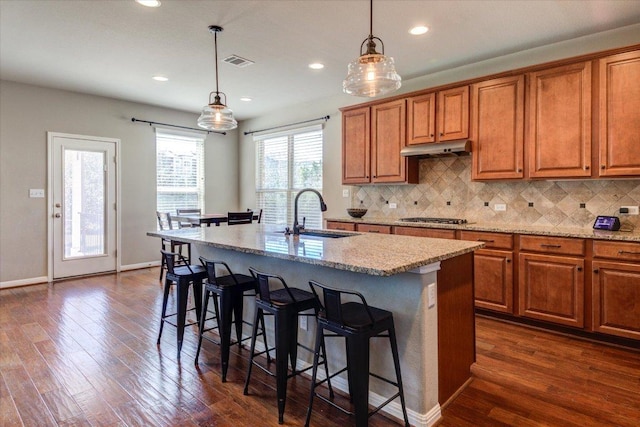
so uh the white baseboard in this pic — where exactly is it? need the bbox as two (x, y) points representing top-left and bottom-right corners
(120, 261), (160, 271)
(0, 276), (48, 289)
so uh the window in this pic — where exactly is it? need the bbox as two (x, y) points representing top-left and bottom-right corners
(156, 130), (205, 216)
(255, 124), (323, 228)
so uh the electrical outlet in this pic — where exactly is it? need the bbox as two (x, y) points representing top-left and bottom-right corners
(29, 189), (45, 198)
(389, 203), (397, 209)
(494, 203), (507, 212)
(428, 284), (436, 308)
(620, 206), (639, 215)
(299, 315), (308, 330)
(342, 188), (350, 198)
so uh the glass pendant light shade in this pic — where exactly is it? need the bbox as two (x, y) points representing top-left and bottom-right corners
(343, 53), (401, 97)
(198, 25), (237, 131)
(198, 93), (238, 130)
(343, 0), (401, 97)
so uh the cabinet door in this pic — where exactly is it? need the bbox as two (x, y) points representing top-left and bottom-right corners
(592, 261), (640, 340)
(326, 221), (356, 231)
(356, 223), (391, 234)
(407, 92), (436, 145)
(474, 249), (514, 313)
(527, 62), (592, 178)
(371, 100), (408, 183)
(437, 86), (469, 141)
(471, 75), (525, 180)
(599, 50), (640, 177)
(519, 253), (584, 327)
(394, 226), (456, 239)
(342, 107), (370, 184)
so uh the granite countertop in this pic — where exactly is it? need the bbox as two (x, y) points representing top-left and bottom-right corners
(147, 224), (483, 276)
(326, 216), (640, 242)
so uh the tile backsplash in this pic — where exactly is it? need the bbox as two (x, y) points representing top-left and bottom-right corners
(351, 156), (640, 228)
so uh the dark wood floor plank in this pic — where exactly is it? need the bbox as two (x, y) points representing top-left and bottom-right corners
(2, 268), (639, 427)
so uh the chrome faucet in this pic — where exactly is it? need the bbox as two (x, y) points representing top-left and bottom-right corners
(292, 188), (327, 235)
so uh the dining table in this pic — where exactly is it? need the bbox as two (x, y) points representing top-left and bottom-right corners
(172, 213), (259, 227)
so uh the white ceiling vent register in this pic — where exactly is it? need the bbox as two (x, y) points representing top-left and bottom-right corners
(223, 55), (255, 68)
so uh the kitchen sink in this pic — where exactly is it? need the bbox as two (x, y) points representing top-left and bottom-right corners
(299, 230), (352, 238)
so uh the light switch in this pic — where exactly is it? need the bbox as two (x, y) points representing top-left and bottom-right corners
(428, 284), (436, 308)
(389, 203), (397, 209)
(494, 203), (507, 212)
(29, 189), (45, 198)
(342, 189), (350, 198)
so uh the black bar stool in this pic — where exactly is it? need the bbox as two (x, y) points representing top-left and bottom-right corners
(157, 249), (207, 358)
(195, 257), (268, 382)
(305, 280), (410, 427)
(243, 268), (333, 425)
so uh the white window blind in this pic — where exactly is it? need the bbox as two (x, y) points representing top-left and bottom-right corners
(255, 124), (323, 228)
(156, 130), (205, 216)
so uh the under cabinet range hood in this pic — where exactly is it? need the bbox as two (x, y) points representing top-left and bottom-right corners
(400, 140), (471, 158)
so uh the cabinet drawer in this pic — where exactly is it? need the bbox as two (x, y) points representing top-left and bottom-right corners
(519, 235), (585, 256)
(326, 221), (356, 231)
(356, 223), (391, 234)
(459, 231), (513, 250)
(394, 226), (456, 239)
(593, 240), (640, 262)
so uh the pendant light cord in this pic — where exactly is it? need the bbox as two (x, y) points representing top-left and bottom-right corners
(214, 29), (220, 96)
(369, 0), (373, 38)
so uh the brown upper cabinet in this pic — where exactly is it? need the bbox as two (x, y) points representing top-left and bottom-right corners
(407, 86), (469, 145)
(406, 92), (436, 145)
(527, 62), (592, 178)
(342, 100), (418, 184)
(598, 50), (640, 177)
(471, 75), (525, 180)
(342, 107), (370, 184)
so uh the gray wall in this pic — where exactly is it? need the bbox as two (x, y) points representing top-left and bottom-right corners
(0, 81), (240, 283)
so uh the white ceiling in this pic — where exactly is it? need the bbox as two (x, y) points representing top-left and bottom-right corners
(1, 0), (639, 121)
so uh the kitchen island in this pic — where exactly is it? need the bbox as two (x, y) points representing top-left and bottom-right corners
(148, 224), (483, 426)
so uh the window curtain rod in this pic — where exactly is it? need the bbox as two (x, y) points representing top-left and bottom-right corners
(130, 117), (226, 135)
(243, 115), (330, 136)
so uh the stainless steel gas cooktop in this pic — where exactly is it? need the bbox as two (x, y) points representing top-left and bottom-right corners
(399, 217), (468, 225)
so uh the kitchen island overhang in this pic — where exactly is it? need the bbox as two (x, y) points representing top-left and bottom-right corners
(148, 225), (483, 427)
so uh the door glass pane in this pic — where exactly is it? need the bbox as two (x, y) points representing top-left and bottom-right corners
(64, 149), (105, 258)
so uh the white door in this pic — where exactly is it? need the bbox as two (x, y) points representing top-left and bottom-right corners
(50, 133), (118, 279)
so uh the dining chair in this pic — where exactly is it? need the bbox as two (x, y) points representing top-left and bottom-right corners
(156, 211), (191, 281)
(227, 211), (254, 225)
(176, 208), (201, 228)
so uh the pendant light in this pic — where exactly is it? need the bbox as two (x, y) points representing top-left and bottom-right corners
(197, 25), (238, 131)
(343, 0), (401, 97)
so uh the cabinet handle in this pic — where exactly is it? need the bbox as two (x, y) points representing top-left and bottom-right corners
(430, 134), (434, 137)
(584, 166), (590, 170)
(601, 165), (606, 169)
(368, 230), (380, 233)
(619, 250), (640, 255)
(517, 168), (522, 173)
(540, 244), (561, 248)
(336, 227), (345, 230)
(577, 267), (582, 272)
(440, 132), (444, 136)
(593, 269), (599, 273)
(506, 259), (511, 263)
(478, 239), (495, 243)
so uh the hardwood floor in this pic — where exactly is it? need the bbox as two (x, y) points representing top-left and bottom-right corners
(1, 268), (638, 426)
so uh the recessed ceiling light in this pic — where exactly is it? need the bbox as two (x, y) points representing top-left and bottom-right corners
(152, 75), (168, 82)
(136, 0), (161, 7)
(240, 97), (252, 102)
(409, 26), (429, 35)
(309, 63), (325, 70)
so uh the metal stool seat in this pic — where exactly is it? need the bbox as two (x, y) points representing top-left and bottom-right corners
(305, 280), (410, 427)
(157, 249), (207, 358)
(195, 257), (267, 382)
(243, 268), (333, 425)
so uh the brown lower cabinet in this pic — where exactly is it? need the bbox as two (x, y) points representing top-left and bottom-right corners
(518, 252), (585, 328)
(326, 221), (640, 342)
(592, 240), (640, 340)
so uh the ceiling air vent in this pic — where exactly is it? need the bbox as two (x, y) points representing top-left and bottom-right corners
(223, 55), (254, 68)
